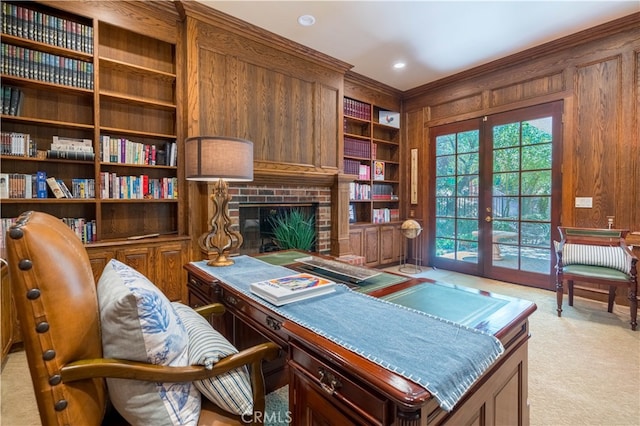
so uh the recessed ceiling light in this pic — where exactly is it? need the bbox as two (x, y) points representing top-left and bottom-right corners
(298, 14), (316, 26)
(393, 62), (406, 69)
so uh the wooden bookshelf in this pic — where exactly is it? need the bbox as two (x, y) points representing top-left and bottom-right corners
(344, 96), (401, 225)
(1, 1), (187, 301)
(343, 89), (403, 267)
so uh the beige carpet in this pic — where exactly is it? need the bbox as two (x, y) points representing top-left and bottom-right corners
(2, 267), (639, 425)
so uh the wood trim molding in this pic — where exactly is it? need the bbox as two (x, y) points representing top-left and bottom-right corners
(404, 12), (640, 99)
(177, 0), (353, 75)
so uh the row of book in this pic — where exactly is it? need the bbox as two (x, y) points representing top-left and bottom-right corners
(344, 97), (371, 120)
(344, 159), (362, 176)
(345, 161), (388, 181)
(99, 173), (178, 200)
(344, 137), (371, 158)
(62, 217), (97, 243)
(371, 184), (398, 201)
(349, 182), (371, 201)
(2, 3), (93, 54)
(0, 171), (95, 199)
(2, 43), (94, 89)
(47, 135), (95, 160)
(1, 85), (24, 116)
(100, 136), (177, 167)
(0, 217), (96, 248)
(0, 133), (177, 167)
(372, 208), (400, 224)
(0, 131), (37, 157)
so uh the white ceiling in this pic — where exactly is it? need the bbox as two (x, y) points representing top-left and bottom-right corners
(199, 1), (639, 91)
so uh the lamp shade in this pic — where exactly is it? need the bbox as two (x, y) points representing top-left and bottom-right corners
(185, 136), (254, 182)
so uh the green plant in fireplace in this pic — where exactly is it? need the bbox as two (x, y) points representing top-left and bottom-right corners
(269, 209), (317, 251)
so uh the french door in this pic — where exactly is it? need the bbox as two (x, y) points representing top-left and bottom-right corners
(430, 102), (563, 289)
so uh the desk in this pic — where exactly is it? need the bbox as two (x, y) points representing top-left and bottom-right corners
(185, 254), (536, 425)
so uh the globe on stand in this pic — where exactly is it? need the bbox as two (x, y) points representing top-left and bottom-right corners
(399, 219), (423, 274)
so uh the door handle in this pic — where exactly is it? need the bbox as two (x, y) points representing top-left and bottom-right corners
(485, 216), (492, 223)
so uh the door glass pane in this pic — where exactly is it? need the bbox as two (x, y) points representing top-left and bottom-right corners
(434, 130), (480, 262)
(492, 116), (553, 274)
(493, 123), (521, 148)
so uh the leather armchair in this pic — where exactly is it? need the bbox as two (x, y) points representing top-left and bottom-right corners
(6, 211), (279, 425)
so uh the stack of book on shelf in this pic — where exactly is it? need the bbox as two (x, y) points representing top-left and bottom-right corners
(349, 182), (371, 201)
(371, 184), (397, 200)
(344, 137), (371, 158)
(47, 136), (95, 160)
(343, 158), (361, 175)
(2, 2), (94, 53)
(62, 217), (96, 243)
(250, 273), (336, 306)
(0, 131), (36, 157)
(372, 208), (400, 223)
(1, 85), (24, 116)
(0, 171), (93, 200)
(99, 173), (177, 200)
(1, 44), (94, 89)
(100, 136), (177, 166)
(358, 163), (371, 180)
(343, 98), (371, 120)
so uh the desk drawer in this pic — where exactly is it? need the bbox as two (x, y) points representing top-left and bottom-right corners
(289, 340), (388, 425)
(219, 287), (288, 346)
(187, 273), (218, 302)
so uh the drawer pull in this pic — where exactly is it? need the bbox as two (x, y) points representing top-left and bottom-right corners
(318, 367), (342, 395)
(265, 316), (281, 331)
(225, 295), (238, 306)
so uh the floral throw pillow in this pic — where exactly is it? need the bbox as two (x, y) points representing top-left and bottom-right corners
(97, 259), (200, 425)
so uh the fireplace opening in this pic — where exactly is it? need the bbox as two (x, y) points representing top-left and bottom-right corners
(239, 203), (318, 255)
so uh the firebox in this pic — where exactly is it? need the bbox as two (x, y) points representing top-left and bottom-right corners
(239, 203), (318, 255)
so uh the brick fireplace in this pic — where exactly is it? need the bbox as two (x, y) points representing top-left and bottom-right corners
(228, 184), (332, 255)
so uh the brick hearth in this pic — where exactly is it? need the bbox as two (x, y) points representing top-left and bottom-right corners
(229, 184), (332, 254)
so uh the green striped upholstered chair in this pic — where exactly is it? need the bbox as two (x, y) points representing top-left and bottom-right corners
(555, 227), (638, 330)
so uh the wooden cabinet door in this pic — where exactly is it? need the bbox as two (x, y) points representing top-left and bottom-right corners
(363, 226), (380, 266)
(117, 246), (154, 282)
(348, 228), (364, 257)
(379, 225), (399, 265)
(87, 249), (116, 284)
(155, 242), (187, 302)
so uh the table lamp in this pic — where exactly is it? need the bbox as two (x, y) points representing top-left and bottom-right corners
(185, 136), (254, 266)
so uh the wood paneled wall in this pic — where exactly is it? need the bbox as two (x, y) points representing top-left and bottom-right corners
(179, 2), (352, 256)
(403, 14), (640, 264)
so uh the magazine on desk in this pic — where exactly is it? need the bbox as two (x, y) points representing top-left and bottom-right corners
(249, 273), (336, 306)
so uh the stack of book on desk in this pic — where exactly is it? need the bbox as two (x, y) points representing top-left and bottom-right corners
(250, 273), (336, 306)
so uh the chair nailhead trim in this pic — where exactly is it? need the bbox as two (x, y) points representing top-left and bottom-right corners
(36, 322), (49, 333)
(49, 374), (62, 386)
(27, 289), (41, 299)
(8, 227), (23, 239)
(18, 259), (32, 271)
(54, 400), (67, 411)
(43, 350), (56, 361)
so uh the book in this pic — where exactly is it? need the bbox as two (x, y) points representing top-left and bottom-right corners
(373, 160), (385, 181)
(250, 273), (336, 306)
(0, 173), (9, 198)
(36, 171), (47, 198)
(46, 177), (65, 198)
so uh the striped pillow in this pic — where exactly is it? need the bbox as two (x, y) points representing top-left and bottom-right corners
(172, 303), (253, 416)
(559, 242), (631, 274)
